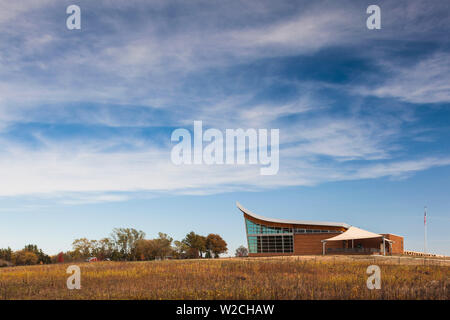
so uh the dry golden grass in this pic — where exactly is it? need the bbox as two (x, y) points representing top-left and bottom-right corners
(0, 256), (448, 300)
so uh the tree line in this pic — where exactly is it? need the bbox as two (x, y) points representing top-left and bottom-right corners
(68, 229), (228, 261)
(0, 228), (247, 267)
(0, 245), (51, 266)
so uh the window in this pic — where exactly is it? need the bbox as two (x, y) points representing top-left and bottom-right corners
(294, 228), (343, 234)
(246, 220), (261, 234)
(245, 219), (292, 235)
(245, 220), (294, 253)
(247, 235), (294, 253)
(248, 236), (258, 253)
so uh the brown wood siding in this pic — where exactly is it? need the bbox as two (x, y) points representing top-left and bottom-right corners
(294, 234), (342, 255)
(248, 253), (294, 257)
(382, 234), (404, 254)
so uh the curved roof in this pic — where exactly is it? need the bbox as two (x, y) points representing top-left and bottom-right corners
(237, 201), (351, 229)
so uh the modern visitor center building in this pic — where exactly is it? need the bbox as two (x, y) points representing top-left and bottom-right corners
(237, 202), (404, 256)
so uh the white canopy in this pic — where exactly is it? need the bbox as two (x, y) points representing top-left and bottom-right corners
(323, 226), (383, 242)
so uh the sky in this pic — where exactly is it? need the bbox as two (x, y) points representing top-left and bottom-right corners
(0, 0), (449, 256)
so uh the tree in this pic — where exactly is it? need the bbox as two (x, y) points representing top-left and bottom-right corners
(182, 232), (206, 258)
(205, 234), (228, 258)
(173, 240), (190, 259)
(52, 251), (81, 263)
(95, 238), (116, 260)
(110, 228), (145, 260)
(135, 239), (155, 260)
(153, 233), (173, 259)
(72, 238), (93, 258)
(12, 250), (39, 265)
(0, 247), (13, 262)
(235, 245), (248, 257)
(23, 244), (51, 264)
(135, 233), (174, 260)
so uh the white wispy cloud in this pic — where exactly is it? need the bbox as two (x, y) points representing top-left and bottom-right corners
(362, 52), (450, 104)
(352, 157), (450, 180)
(0, 123), (446, 200)
(0, 0), (448, 202)
(0, 0), (447, 117)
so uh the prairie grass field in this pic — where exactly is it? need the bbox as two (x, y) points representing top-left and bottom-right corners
(0, 256), (448, 300)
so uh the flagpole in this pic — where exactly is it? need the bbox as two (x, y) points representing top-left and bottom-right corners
(424, 206), (427, 254)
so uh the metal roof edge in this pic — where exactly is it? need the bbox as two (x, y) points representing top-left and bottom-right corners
(236, 201), (351, 229)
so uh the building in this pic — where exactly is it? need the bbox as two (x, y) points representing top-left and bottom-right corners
(237, 202), (404, 256)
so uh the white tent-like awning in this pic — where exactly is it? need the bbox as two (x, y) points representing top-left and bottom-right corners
(323, 226), (382, 242)
(321, 226), (390, 255)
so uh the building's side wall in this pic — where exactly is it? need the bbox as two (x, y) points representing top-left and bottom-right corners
(244, 213), (346, 256)
(352, 238), (383, 250)
(382, 234), (404, 254)
(294, 234), (342, 255)
(248, 234), (343, 256)
(242, 212), (404, 256)
(352, 238), (384, 254)
(247, 252), (295, 257)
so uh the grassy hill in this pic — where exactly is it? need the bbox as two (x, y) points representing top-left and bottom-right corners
(0, 256), (448, 299)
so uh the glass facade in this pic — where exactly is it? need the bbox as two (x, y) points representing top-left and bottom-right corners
(246, 219), (293, 253)
(245, 218), (343, 254)
(247, 235), (294, 253)
(248, 236), (258, 253)
(246, 219), (292, 234)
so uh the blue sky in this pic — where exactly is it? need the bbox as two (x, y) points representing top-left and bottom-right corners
(0, 0), (449, 255)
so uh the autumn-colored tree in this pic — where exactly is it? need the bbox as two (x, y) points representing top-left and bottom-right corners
(23, 244), (51, 264)
(136, 233), (174, 260)
(153, 233), (173, 259)
(205, 234), (228, 258)
(135, 239), (156, 260)
(12, 250), (39, 265)
(182, 232), (206, 258)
